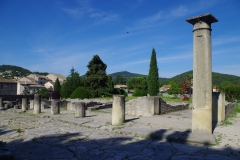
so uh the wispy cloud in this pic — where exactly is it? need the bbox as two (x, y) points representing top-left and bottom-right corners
(60, 2), (119, 25)
(89, 11), (119, 25)
(213, 36), (240, 45)
(170, 5), (189, 17)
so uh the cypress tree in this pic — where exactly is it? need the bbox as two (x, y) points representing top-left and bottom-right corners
(148, 48), (159, 96)
(54, 78), (61, 92)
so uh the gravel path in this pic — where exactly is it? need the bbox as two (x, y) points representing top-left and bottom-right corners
(0, 107), (239, 160)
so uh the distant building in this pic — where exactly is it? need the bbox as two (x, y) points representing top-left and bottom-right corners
(114, 84), (128, 92)
(46, 74), (66, 83)
(27, 74), (51, 85)
(0, 79), (17, 95)
(159, 85), (172, 92)
(44, 81), (54, 90)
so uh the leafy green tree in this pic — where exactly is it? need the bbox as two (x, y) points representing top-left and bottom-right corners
(61, 67), (83, 98)
(119, 89), (128, 97)
(148, 48), (159, 96)
(220, 83), (240, 102)
(38, 88), (50, 99)
(127, 77), (148, 90)
(84, 55), (108, 98)
(54, 78), (61, 92)
(114, 75), (126, 85)
(70, 86), (89, 99)
(132, 88), (148, 97)
(167, 82), (181, 97)
(107, 75), (114, 94)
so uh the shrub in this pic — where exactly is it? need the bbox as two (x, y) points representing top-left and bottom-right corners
(51, 91), (61, 100)
(120, 89), (128, 97)
(70, 86), (89, 99)
(112, 88), (121, 94)
(132, 88), (147, 97)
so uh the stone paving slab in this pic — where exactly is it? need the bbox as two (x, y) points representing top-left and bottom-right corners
(0, 108), (240, 159)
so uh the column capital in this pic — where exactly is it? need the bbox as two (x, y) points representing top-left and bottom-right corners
(186, 13), (218, 26)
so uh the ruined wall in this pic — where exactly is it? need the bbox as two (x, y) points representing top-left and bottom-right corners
(126, 96), (189, 117)
(160, 99), (189, 114)
(225, 102), (234, 119)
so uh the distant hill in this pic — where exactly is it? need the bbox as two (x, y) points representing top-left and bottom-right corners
(169, 70), (240, 86)
(110, 71), (168, 83)
(0, 65), (49, 78)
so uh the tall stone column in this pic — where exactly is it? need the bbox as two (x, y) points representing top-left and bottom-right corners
(0, 97), (3, 110)
(112, 95), (125, 125)
(33, 94), (41, 114)
(22, 98), (27, 111)
(186, 13), (218, 134)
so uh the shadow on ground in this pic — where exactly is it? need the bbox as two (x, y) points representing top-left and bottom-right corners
(0, 127), (239, 160)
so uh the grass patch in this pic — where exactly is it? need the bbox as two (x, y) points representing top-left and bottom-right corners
(230, 105), (240, 118)
(59, 120), (69, 123)
(222, 120), (233, 126)
(61, 106), (67, 110)
(160, 96), (192, 103)
(126, 96), (138, 101)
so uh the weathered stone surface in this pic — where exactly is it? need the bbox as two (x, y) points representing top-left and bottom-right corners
(51, 100), (60, 115)
(22, 98), (27, 111)
(33, 94), (41, 114)
(187, 13), (218, 134)
(112, 95), (125, 125)
(225, 102), (234, 119)
(0, 104), (240, 159)
(75, 102), (85, 117)
(0, 97), (3, 110)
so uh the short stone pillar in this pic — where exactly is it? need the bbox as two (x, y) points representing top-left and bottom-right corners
(30, 100), (34, 109)
(0, 97), (3, 110)
(4, 103), (8, 109)
(152, 96), (160, 115)
(51, 100), (60, 115)
(33, 94), (41, 114)
(14, 105), (19, 109)
(212, 92), (225, 122)
(75, 102), (85, 117)
(186, 13), (218, 134)
(41, 102), (45, 110)
(112, 95), (125, 125)
(67, 101), (72, 111)
(22, 98), (27, 111)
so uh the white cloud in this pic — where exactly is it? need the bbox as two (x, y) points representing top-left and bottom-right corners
(170, 5), (189, 17)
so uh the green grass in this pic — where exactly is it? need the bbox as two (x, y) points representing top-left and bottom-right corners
(61, 106), (67, 110)
(230, 105), (240, 118)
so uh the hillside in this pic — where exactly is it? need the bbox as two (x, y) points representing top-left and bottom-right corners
(110, 71), (168, 82)
(0, 65), (49, 78)
(169, 70), (240, 86)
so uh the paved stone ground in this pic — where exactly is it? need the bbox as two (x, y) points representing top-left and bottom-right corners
(0, 107), (240, 160)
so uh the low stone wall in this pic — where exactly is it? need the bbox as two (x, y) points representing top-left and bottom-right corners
(225, 102), (234, 119)
(126, 96), (156, 116)
(160, 99), (189, 114)
(126, 96), (189, 117)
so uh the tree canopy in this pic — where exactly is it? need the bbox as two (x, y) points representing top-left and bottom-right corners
(127, 77), (148, 90)
(113, 75), (127, 85)
(84, 55), (108, 98)
(61, 67), (83, 98)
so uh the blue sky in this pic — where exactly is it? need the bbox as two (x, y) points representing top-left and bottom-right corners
(0, 0), (240, 78)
